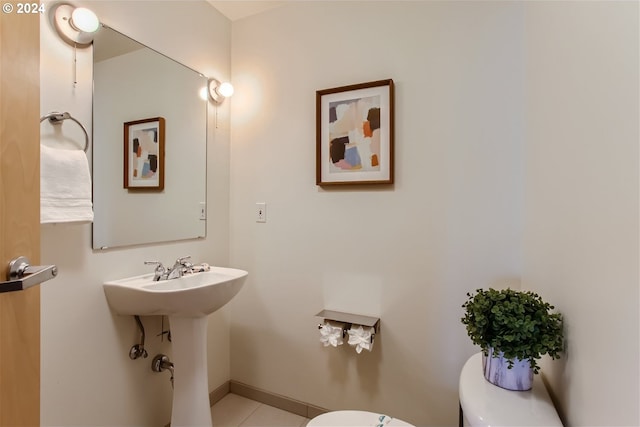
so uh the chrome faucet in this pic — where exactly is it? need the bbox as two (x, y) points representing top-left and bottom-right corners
(145, 256), (194, 281)
(166, 256), (193, 280)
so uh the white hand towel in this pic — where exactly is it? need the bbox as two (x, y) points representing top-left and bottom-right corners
(347, 324), (375, 353)
(40, 144), (94, 224)
(319, 320), (345, 347)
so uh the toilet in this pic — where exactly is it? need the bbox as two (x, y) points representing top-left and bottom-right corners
(307, 410), (415, 427)
(309, 352), (563, 427)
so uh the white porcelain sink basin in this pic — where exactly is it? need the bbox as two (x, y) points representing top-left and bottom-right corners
(103, 267), (248, 317)
(103, 266), (248, 427)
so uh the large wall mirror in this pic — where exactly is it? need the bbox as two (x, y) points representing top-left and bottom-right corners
(92, 24), (207, 249)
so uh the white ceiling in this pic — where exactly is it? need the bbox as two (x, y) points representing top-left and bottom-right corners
(207, 1), (287, 21)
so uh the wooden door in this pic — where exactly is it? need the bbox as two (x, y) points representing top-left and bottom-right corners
(0, 11), (41, 426)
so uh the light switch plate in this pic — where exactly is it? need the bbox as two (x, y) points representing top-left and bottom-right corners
(256, 202), (266, 223)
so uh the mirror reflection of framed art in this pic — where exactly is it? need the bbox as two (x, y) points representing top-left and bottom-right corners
(123, 117), (165, 191)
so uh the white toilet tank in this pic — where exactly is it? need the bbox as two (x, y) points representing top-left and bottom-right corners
(459, 353), (563, 426)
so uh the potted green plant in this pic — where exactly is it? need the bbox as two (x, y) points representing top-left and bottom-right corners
(461, 288), (564, 391)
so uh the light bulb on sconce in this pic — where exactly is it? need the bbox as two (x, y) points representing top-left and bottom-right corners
(53, 4), (100, 46)
(217, 82), (234, 98)
(208, 79), (234, 104)
(71, 8), (100, 33)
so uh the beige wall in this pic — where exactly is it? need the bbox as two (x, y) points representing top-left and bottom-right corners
(229, 2), (525, 425)
(523, 2), (639, 426)
(39, 1), (231, 425)
(230, 1), (639, 426)
(37, 1), (639, 426)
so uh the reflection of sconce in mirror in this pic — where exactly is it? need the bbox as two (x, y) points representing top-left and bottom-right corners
(53, 4), (100, 46)
(208, 79), (234, 104)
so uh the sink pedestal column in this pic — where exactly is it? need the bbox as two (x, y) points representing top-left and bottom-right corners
(169, 316), (212, 427)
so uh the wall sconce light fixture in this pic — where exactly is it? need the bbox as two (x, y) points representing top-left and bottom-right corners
(208, 79), (234, 104)
(53, 4), (100, 46)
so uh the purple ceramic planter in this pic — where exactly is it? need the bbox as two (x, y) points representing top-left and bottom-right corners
(482, 347), (534, 391)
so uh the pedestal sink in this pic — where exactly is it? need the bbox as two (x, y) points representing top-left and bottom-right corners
(103, 267), (248, 427)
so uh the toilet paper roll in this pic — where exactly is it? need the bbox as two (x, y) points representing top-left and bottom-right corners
(319, 320), (345, 347)
(347, 324), (375, 353)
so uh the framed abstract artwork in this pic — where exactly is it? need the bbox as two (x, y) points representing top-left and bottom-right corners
(316, 79), (394, 186)
(124, 117), (165, 190)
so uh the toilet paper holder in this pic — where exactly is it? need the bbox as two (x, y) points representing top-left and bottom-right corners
(316, 309), (380, 343)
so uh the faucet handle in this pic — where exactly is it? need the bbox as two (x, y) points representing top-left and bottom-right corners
(175, 256), (192, 266)
(144, 260), (166, 273)
(145, 261), (167, 281)
(145, 260), (164, 267)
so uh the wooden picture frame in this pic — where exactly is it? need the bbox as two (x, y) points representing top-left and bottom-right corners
(124, 117), (165, 190)
(316, 79), (394, 186)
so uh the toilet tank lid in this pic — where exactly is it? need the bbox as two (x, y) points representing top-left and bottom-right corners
(459, 353), (563, 427)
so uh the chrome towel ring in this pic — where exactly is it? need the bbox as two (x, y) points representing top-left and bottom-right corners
(40, 111), (90, 153)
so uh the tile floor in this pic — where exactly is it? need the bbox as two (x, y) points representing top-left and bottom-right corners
(211, 393), (310, 427)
